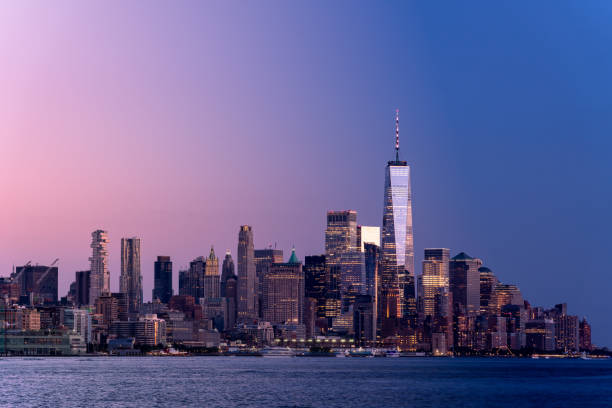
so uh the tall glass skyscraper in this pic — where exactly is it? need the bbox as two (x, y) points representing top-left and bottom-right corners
(120, 237), (142, 314)
(381, 111), (415, 323)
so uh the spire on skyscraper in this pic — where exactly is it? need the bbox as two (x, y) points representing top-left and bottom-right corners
(395, 109), (400, 162)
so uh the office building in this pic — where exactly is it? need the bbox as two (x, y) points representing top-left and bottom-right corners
(202, 247), (220, 300)
(153, 256), (172, 304)
(254, 248), (284, 316)
(220, 250), (235, 297)
(304, 255), (326, 318)
(449, 252), (482, 316)
(179, 257), (205, 302)
(237, 225), (256, 320)
(262, 249), (304, 325)
(479, 267), (498, 314)
(422, 249), (450, 318)
(381, 111), (415, 323)
(357, 225), (381, 251)
(75, 270), (90, 306)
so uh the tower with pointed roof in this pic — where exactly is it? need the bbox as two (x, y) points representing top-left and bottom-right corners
(380, 110), (415, 333)
(203, 246), (220, 299)
(262, 248), (304, 325)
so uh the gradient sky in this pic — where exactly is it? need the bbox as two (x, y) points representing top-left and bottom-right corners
(1, 2), (611, 346)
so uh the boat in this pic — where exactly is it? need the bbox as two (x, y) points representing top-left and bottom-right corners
(348, 348), (374, 358)
(335, 350), (347, 358)
(261, 346), (295, 358)
(580, 352), (592, 360)
(385, 349), (401, 358)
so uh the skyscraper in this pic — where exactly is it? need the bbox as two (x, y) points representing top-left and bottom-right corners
(89, 230), (110, 305)
(75, 270), (90, 306)
(262, 248), (304, 325)
(325, 210), (358, 318)
(120, 237), (143, 314)
(381, 111), (415, 325)
(304, 255), (326, 318)
(153, 256), (172, 304)
(254, 248), (284, 317)
(179, 257), (205, 302)
(478, 266), (498, 314)
(449, 252), (482, 316)
(237, 225), (256, 320)
(422, 249), (450, 317)
(220, 250), (235, 297)
(422, 248), (452, 350)
(357, 225), (381, 251)
(203, 247), (220, 299)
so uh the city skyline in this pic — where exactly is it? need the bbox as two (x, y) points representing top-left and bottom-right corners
(1, 1), (611, 348)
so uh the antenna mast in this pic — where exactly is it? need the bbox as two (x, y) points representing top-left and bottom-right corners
(395, 109), (400, 161)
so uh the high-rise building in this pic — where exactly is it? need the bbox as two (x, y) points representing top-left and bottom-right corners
(254, 248), (284, 317)
(579, 318), (592, 351)
(357, 226), (381, 252)
(353, 294), (376, 346)
(153, 256), (172, 304)
(325, 210), (358, 318)
(179, 257), (205, 302)
(449, 252), (482, 316)
(220, 250), (235, 297)
(203, 247), (220, 300)
(304, 255), (326, 318)
(478, 267), (498, 314)
(75, 270), (90, 306)
(120, 237), (142, 314)
(489, 284), (523, 315)
(363, 243), (380, 299)
(237, 225), (256, 320)
(381, 111), (415, 322)
(262, 249), (304, 325)
(422, 249), (450, 318)
(89, 230), (110, 305)
(225, 275), (238, 330)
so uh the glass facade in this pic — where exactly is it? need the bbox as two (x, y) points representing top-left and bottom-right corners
(381, 161), (414, 318)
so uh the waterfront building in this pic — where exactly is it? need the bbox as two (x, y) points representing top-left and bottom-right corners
(0, 331), (85, 356)
(303, 297), (317, 339)
(120, 237), (143, 314)
(304, 255), (326, 318)
(203, 247), (220, 300)
(89, 229), (110, 305)
(63, 308), (92, 344)
(153, 256), (172, 304)
(220, 250), (235, 297)
(75, 270), (90, 306)
(525, 318), (556, 351)
(262, 249), (304, 325)
(11, 264), (58, 305)
(381, 111), (415, 326)
(449, 252), (482, 316)
(237, 225), (257, 320)
(579, 318), (592, 351)
(549, 304), (579, 352)
(353, 294), (376, 346)
(254, 248), (284, 316)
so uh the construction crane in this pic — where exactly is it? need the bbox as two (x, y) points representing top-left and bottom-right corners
(35, 258), (59, 286)
(10, 260), (31, 282)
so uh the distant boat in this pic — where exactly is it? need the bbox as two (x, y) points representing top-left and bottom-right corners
(348, 348), (374, 358)
(581, 352), (592, 360)
(261, 347), (295, 358)
(385, 349), (401, 358)
(335, 350), (347, 358)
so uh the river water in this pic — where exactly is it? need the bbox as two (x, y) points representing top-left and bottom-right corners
(0, 357), (610, 407)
